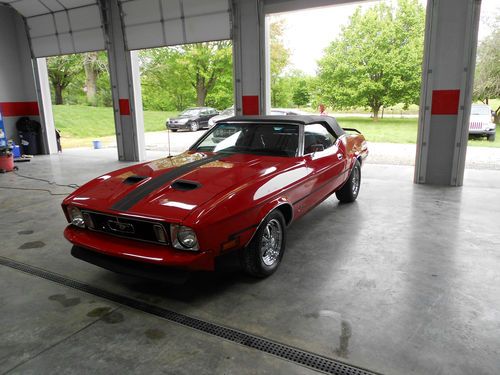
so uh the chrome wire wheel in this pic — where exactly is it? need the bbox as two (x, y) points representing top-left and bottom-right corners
(260, 219), (283, 266)
(351, 166), (360, 196)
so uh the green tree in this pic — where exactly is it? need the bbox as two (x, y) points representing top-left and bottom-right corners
(289, 71), (313, 107)
(292, 81), (310, 107)
(474, 23), (500, 121)
(270, 18), (291, 107)
(318, 0), (425, 119)
(183, 41), (232, 106)
(83, 52), (108, 106)
(47, 54), (82, 105)
(272, 70), (314, 108)
(140, 41), (233, 111)
(140, 48), (195, 111)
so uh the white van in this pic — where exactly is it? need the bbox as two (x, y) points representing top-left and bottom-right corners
(469, 104), (496, 141)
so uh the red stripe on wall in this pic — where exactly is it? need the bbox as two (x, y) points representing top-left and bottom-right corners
(431, 90), (460, 115)
(119, 99), (131, 116)
(0, 102), (39, 117)
(242, 95), (259, 115)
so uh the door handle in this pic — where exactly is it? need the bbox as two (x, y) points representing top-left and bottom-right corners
(337, 153), (343, 160)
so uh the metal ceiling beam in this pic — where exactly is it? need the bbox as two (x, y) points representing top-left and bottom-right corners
(264, 0), (372, 14)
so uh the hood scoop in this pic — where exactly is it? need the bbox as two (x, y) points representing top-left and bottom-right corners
(123, 175), (148, 184)
(171, 179), (201, 191)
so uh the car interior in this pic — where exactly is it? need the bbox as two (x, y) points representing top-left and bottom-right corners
(235, 125), (299, 156)
(304, 124), (337, 154)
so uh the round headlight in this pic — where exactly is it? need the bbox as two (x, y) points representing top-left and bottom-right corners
(177, 226), (198, 248)
(68, 206), (85, 228)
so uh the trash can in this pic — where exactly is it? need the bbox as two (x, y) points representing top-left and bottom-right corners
(19, 131), (39, 154)
(16, 117), (41, 155)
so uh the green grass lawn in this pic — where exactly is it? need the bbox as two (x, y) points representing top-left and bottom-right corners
(53, 104), (499, 148)
(336, 117), (418, 143)
(53, 105), (177, 138)
(337, 117), (500, 147)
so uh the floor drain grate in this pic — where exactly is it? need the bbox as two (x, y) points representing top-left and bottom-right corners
(0, 256), (381, 375)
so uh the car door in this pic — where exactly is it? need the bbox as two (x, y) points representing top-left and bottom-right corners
(200, 109), (211, 126)
(301, 123), (347, 210)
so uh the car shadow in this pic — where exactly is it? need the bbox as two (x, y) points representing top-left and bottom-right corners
(91, 196), (363, 304)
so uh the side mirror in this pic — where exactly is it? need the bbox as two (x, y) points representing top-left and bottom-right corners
(309, 144), (325, 153)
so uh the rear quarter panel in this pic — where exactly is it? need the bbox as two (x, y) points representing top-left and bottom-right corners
(344, 133), (368, 161)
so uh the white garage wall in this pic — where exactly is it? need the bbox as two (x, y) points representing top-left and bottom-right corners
(3, 0), (106, 57)
(119, 0), (231, 50)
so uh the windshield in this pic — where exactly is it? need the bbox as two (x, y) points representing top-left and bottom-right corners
(471, 106), (491, 116)
(180, 109), (200, 117)
(193, 123), (299, 157)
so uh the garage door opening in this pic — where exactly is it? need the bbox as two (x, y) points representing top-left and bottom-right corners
(136, 41), (234, 154)
(464, 0), (500, 173)
(266, 0), (425, 167)
(45, 51), (114, 151)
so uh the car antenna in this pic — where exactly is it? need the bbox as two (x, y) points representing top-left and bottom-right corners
(167, 127), (172, 158)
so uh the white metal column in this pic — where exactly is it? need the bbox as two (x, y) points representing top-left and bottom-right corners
(232, 0), (267, 115)
(32, 58), (58, 154)
(103, 0), (145, 162)
(414, 0), (481, 186)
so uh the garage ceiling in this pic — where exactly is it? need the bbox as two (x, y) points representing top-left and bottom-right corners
(3, 0), (231, 56)
(118, 0), (231, 50)
(3, 0), (105, 57)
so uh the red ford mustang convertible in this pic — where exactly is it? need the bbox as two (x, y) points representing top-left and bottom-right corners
(63, 116), (368, 280)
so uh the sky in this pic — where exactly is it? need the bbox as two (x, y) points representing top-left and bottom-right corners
(270, 0), (499, 75)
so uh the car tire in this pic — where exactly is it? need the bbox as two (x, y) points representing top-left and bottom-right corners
(190, 121), (199, 132)
(171, 129), (178, 132)
(336, 160), (361, 203)
(488, 134), (496, 142)
(241, 210), (286, 278)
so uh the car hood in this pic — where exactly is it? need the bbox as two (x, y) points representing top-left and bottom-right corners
(66, 152), (296, 222)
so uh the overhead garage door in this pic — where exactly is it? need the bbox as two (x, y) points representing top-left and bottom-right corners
(4, 0), (105, 57)
(118, 0), (231, 50)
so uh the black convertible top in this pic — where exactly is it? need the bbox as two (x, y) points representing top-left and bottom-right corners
(223, 115), (346, 138)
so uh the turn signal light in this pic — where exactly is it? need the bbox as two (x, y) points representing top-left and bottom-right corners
(153, 224), (167, 243)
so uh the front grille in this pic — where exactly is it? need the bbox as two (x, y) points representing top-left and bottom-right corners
(82, 210), (169, 245)
(469, 121), (483, 130)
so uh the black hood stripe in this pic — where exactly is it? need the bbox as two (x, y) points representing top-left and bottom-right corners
(111, 153), (227, 212)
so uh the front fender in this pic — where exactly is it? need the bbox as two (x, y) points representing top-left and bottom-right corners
(244, 197), (293, 247)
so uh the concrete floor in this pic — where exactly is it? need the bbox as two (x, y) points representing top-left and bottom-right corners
(1, 150), (500, 374)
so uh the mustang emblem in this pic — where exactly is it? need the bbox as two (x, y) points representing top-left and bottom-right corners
(107, 220), (135, 234)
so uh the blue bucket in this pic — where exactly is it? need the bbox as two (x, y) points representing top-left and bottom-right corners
(13, 145), (21, 158)
(92, 140), (102, 149)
